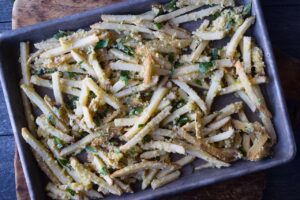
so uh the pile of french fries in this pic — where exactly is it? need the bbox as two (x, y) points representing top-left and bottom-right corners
(19, 0), (276, 199)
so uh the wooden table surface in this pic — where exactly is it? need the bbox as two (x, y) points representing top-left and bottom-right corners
(0, 0), (300, 200)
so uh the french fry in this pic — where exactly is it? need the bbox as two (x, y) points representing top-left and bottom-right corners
(123, 87), (168, 140)
(41, 34), (99, 58)
(170, 6), (221, 24)
(22, 128), (72, 184)
(151, 170), (181, 189)
(21, 84), (68, 132)
(226, 17), (255, 58)
(120, 106), (172, 151)
(205, 69), (224, 111)
(142, 141), (186, 155)
(111, 161), (175, 178)
(173, 79), (207, 114)
(154, 4), (203, 23)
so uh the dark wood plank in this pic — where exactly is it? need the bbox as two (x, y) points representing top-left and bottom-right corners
(0, 0), (13, 22)
(0, 88), (13, 135)
(262, 0), (300, 6)
(0, 136), (16, 200)
(262, 6), (300, 59)
(0, 22), (11, 33)
(264, 101), (300, 200)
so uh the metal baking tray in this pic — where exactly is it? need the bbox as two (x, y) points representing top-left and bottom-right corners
(0, 0), (296, 199)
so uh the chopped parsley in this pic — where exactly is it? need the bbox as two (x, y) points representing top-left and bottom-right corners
(66, 96), (78, 110)
(89, 91), (97, 100)
(47, 114), (56, 126)
(175, 115), (190, 126)
(142, 135), (152, 143)
(138, 124), (145, 128)
(174, 62), (182, 68)
(211, 12), (221, 20)
(66, 186), (75, 196)
(54, 137), (64, 149)
(127, 146), (142, 158)
(129, 106), (143, 116)
(100, 167), (108, 176)
(225, 18), (236, 30)
(65, 72), (77, 79)
(243, 2), (252, 16)
(199, 61), (214, 73)
(77, 60), (84, 66)
(155, 22), (163, 29)
(167, 52), (176, 63)
(175, 99), (186, 109)
(58, 159), (71, 170)
(211, 48), (220, 60)
(94, 108), (109, 126)
(32, 68), (56, 76)
(115, 42), (135, 56)
(86, 145), (97, 153)
(95, 39), (109, 49)
(194, 79), (202, 86)
(169, 67), (175, 78)
(108, 140), (118, 146)
(120, 71), (131, 85)
(53, 30), (72, 40)
(164, 0), (178, 12)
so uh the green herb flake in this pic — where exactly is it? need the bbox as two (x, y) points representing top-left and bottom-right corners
(95, 39), (109, 49)
(155, 22), (163, 29)
(194, 79), (202, 86)
(175, 115), (190, 127)
(142, 135), (152, 143)
(77, 61), (84, 66)
(175, 99), (186, 109)
(54, 137), (64, 149)
(32, 68), (57, 76)
(66, 96), (78, 110)
(86, 145), (97, 153)
(100, 167), (108, 176)
(199, 61), (214, 73)
(89, 91), (97, 100)
(120, 71), (130, 85)
(108, 140), (118, 146)
(174, 62), (182, 68)
(169, 67), (175, 78)
(65, 72), (77, 79)
(242, 2), (252, 16)
(129, 106), (143, 116)
(58, 159), (71, 170)
(211, 48), (220, 60)
(115, 42), (135, 56)
(53, 30), (72, 40)
(167, 53), (176, 63)
(127, 146), (142, 158)
(154, 156), (161, 161)
(164, 0), (178, 12)
(152, 5), (164, 16)
(211, 12), (221, 20)
(225, 18), (236, 30)
(138, 124), (145, 128)
(47, 114), (56, 126)
(66, 186), (75, 196)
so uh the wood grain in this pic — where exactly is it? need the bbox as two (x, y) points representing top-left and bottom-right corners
(12, 0), (122, 28)
(11, 0), (300, 200)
